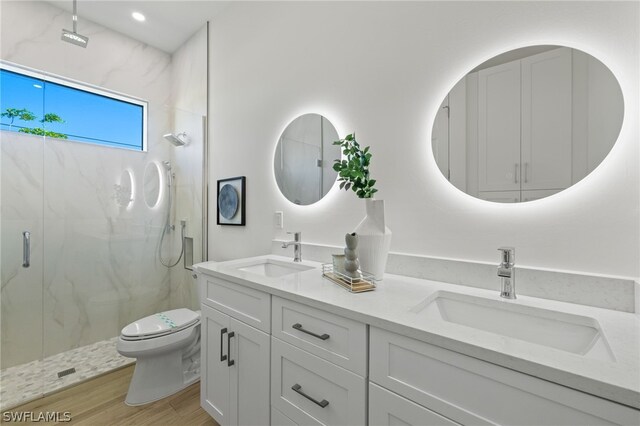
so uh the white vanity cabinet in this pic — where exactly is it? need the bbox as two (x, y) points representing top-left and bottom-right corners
(200, 275), (271, 426)
(197, 265), (639, 426)
(369, 327), (639, 426)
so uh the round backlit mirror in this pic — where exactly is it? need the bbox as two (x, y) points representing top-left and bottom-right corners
(432, 45), (623, 203)
(274, 113), (341, 205)
(143, 162), (162, 208)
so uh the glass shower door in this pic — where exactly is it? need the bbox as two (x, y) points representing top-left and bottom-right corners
(0, 130), (45, 410)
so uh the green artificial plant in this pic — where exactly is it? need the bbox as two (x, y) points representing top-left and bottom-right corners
(332, 133), (377, 199)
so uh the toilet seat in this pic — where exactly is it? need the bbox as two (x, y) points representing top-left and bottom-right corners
(121, 308), (200, 341)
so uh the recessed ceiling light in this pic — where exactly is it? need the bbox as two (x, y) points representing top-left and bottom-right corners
(132, 12), (146, 22)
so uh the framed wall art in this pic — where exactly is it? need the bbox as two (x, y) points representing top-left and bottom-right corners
(217, 176), (246, 226)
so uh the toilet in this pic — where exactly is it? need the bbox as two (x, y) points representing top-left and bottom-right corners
(117, 308), (201, 406)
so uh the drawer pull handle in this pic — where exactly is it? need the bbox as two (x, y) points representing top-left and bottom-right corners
(292, 323), (329, 340)
(227, 331), (235, 367)
(220, 328), (228, 362)
(291, 384), (329, 408)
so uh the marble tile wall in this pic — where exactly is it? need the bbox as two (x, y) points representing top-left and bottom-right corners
(1, 0), (175, 371)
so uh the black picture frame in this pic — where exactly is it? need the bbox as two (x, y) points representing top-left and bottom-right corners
(217, 176), (246, 226)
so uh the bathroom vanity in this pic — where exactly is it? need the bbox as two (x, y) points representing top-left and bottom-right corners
(194, 256), (639, 426)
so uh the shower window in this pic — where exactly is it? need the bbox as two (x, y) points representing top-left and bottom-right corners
(0, 65), (147, 151)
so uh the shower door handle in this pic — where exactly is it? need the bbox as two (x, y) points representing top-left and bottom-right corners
(22, 231), (31, 268)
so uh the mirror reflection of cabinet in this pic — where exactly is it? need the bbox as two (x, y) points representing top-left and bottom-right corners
(433, 45), (623, 203)
(478, 58), (522, 192)
(479, 47), (572, 193)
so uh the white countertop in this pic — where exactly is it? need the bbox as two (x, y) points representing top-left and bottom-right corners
(194, 255), (640, 409)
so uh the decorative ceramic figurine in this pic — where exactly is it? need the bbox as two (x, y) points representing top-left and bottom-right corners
(344, 232), (361, 278)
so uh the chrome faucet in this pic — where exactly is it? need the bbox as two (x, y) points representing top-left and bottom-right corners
(282, 232), (302, 262)
(498, 247), (516, 299)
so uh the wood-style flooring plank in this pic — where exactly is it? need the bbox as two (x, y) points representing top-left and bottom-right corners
(2, 365), (218, 426)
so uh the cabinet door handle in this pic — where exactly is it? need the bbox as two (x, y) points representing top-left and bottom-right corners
(514, 163), (519, 184)
(22, 231), (31, 268)
(227, 331), (235, 367)
(292, 323), (329, 340)
(291, 384), (329, 408)
(220, 328), (227, 362)
(524, 162), (528, 183)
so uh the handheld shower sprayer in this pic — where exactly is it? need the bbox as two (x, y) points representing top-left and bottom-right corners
(158, 159), (185, 268)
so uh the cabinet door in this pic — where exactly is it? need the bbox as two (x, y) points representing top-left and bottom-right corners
(228, 317), (270, 426)
(201, 304), (231, 425)
(521, 47), (572, 190)
(478, 59), (521, 191)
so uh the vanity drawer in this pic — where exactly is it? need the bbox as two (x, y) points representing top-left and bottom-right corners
(200, 274), (270, 333)
(271, 337), (366, 426)
(272, 296), (367, 376)
(271, 406), (299, 426)
(369, 383), (459, 426)
(370, 327), (638, 426)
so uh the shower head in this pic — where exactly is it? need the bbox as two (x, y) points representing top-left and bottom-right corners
(163, 132), (188, 147)
(61, 0), (89, 48)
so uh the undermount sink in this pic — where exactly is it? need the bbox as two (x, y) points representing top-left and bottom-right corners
(411, 291), (614, 362)
(233, 258), (315, 277)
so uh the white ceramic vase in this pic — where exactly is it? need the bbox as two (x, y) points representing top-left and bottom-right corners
(353, 199), (392, 280)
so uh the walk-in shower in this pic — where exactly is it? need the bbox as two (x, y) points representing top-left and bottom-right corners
(0, 74), (208, 411)
(1, 2), (209, 407)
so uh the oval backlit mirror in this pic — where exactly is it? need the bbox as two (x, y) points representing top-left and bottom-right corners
(143, 162), (162, 208)
(432, 45), (623, 203)
(274, 113), (341, 205)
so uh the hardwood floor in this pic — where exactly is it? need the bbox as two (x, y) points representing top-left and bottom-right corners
(2, 365), (218, 425)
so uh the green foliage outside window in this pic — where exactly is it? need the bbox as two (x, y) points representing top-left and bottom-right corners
(1, 107), (68, 139)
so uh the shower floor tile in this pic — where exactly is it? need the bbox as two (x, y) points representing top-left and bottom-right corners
(0, 337), (134, 411)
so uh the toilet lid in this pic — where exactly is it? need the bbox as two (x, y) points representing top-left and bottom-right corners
(121, 308), (200, 339)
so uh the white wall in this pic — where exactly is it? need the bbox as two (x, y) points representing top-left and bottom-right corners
(209, 1), (639, 279)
